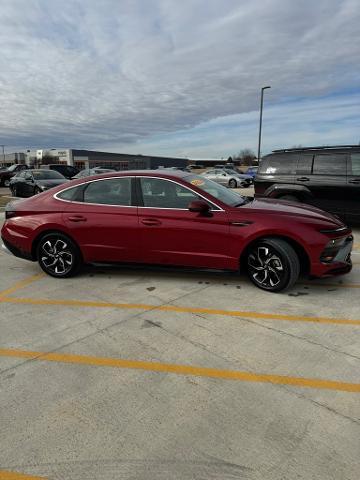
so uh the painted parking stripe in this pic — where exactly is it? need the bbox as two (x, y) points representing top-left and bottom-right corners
(0, 273), (44, 298)
(0, 470), (47, 480)
(1, 295), (360, 326)
(0, 348), (359, 393)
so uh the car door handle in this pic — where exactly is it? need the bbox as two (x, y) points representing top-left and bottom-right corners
(67, 215), (87, 222)
(141, 218), (162, 226)
(230, 221), (254, 227)
(349, 179), (360, 184)
(297, 177), (310, 182)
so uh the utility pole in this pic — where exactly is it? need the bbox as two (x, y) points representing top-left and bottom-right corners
(0, 145), (5, 166)
(257, 86), (271, 163)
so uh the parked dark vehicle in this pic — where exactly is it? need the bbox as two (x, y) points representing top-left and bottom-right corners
(73, 168), (116, 179)
(41, 164), (80, 179)
(0, 164), (28, 187)
(255, 146), (360, 224)
(9, 169), (69, 197)
(1, 170), (353, 292)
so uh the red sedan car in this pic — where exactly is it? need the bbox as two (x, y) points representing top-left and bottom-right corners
(1, 170), (353, 292)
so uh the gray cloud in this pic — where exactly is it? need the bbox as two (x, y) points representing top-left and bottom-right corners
(0, 0), (359, 152)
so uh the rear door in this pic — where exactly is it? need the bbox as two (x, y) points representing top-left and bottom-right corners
(137, 176), (232, 269)
(346, 152), (360, 224)
(302, 153), (347, 216)
(62, 176), (140, 262)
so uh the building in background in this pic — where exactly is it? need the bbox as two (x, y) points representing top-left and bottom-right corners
(24, 148), (189, 170)
(0, 152), (26, 167)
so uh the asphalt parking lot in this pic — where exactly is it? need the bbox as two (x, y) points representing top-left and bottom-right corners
(0, 202), (360, 479)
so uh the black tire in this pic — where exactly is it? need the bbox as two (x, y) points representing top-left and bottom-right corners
(246, 238), (300, 292)
(36, 233), (82, 278)
(34, 187), (42, 195)
(229, 179), (237, 188)
(4, 179), (10, 188)
(278, 194), (300, 202)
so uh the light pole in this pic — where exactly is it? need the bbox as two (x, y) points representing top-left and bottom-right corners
(257, 86), (271, 163)
(0, 145), (5, 165)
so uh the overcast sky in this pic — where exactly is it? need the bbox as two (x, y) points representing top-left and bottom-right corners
(1, 0), (359, 158)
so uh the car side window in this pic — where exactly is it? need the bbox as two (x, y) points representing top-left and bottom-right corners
(57, 186), (83, 201)
(83, 178), (132, 205)
(259, 154), (297, 174)
(313, 154), (347, 175)
(24, 172), (32, 180)
(349, 154), (360, 176)
(140, 178), (202, 209)
(296, 155), (313, 175)
(18, 171), (26, 179)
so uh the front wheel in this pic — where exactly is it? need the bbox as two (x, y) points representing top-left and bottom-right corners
(36, 233), (82, 278)
(246, 238), (300, 292)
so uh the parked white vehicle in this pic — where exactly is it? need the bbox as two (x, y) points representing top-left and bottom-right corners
(201, 169), (246, 188)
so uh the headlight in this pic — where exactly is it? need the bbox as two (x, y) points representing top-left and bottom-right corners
(320, 237), (347, 263)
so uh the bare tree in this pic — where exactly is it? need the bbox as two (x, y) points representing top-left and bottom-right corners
(233, 149), (256, 166)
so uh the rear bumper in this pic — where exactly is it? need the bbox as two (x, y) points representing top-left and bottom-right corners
(1, 237), (33, 261)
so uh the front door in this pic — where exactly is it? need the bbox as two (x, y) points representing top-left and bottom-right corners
(137, 177), (231, 269)
(63, 177), (139, 262)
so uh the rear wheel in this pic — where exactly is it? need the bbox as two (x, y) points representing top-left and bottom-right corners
(36, 233), (82, 278)
(229, 179), (237, 188)
(246, 238), (300, 292)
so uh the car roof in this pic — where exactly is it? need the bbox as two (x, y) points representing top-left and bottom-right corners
(68, 169), (192, 184)
(272, 145), (360, 153)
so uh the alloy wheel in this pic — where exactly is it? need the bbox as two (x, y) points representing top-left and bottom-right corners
(40, 238), (74, 276)
(247, 246), (284, 289)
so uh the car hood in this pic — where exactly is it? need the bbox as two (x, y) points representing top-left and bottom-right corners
(239, 198), (345, 226)
(37, 179), (69, 187)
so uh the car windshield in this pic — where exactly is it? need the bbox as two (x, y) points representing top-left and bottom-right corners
(185, 175), (248, 206)
(32, 170), (65, 180)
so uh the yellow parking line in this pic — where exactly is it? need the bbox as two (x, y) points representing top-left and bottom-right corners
(0, 273), (44, 298)
(0, 295), (359, 326)
(0, 348), (359, 393)
(0, 470), (47, 480)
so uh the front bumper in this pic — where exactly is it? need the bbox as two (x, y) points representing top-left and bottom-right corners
(313, 235), (353, 278)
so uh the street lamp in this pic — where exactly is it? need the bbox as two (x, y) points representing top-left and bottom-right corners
(257, 86), (271, 163)
(0, 145), (5, 166)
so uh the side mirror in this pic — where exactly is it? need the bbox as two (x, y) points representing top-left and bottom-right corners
(188, 200), (211, 215)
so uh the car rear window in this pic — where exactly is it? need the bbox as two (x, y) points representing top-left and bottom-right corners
(259, 154), (297, 175)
